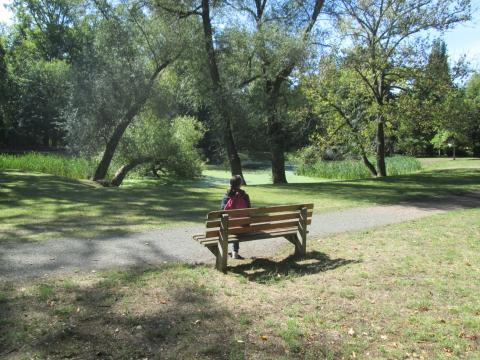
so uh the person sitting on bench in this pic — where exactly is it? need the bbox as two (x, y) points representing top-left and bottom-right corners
(220, 175), (251, 259)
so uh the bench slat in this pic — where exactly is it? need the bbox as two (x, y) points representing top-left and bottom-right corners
(204, 218), (312, 238)
(205, 211), (313, 229)
(206, 203), (314, 220)
(199, 228), (300, 246)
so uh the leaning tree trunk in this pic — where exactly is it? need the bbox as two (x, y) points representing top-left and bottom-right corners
(92, 60), (170, 183)
(376, 118), (387, 177)
(93, 120), (130, 181)
(110, 157), (153, 187)
(361, 153), (378, 177)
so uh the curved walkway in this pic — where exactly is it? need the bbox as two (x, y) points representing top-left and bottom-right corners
(1, 193), (479, 280)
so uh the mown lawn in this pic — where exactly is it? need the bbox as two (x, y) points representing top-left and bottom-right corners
(419, 157), (480, 171)
(1, 162), (480, 242)
(1, 208), (479, 359)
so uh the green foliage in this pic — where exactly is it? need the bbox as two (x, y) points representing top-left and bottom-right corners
(431, 129), (453, 152)
(0, 152), (93, 179)
(5, 58), (71, 148)
(117, 112), (205, 180)
(295, 155), (422, 180)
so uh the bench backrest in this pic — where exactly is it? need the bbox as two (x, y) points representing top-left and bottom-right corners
(204, 204), (314, 239)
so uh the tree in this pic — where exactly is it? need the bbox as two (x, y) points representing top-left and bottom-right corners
(0, 0), (84, 149)
(0, 38), (7, 147)
(231, 0), (326, 183)
(465, 73), (480, 155)
(11, 0), (84, 61)
(333, 0), (470, 176)
(65, 0), (185, 182)
(301, 56), (379, 176)
(157, 0), (246, 183)
(110, 113), (205, 186)
(393, 39), (455, 156)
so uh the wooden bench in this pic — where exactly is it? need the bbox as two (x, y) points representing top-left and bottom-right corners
(193, 204), (314, 272)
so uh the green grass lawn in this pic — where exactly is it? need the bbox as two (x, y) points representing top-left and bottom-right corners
(419, 157), (480, 171)
(1, 208), (479, 359)
(1, 159), (480, 242)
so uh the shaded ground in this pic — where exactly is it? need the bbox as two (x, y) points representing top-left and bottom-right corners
(1, 167), (480, 242)
(1, 208), (479, 359)
(1, 191), (479, 280)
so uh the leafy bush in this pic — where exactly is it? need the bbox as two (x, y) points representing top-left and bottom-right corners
(0, 153), (93, 179)
(113, 113), (205, 182)
(295, 155), (422, 180)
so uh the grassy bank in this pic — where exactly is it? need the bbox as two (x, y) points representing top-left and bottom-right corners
(1, 208), (479, 359)
(1, 166), (479, 242)
(0, 153), (93, 180)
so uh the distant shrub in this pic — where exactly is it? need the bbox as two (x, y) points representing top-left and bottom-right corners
(0, 153), (93, 179)
(295, 155), (422, 180)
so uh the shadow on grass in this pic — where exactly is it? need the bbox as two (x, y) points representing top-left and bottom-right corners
(230, 251), (360, 284)
(0, 267), (233, 359)
(0, 265), (339, 359)
(0, 171), (222, 242)
(1, 168), (479, 243)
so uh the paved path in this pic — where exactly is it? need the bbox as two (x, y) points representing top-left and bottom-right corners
(1, 193), (479, 280)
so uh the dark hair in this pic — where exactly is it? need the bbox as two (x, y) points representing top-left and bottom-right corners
(227, 175), (242, 196)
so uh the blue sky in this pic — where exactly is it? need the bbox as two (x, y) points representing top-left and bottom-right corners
(1, 0), (479, 69)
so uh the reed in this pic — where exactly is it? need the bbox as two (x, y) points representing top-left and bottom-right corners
(0, 152), (93, 179)
(296, 156), (422, 180)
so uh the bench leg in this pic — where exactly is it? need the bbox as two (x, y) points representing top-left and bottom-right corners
(286, 234), (305, 257)
(295, 207), (308, 257)
(216, 240), (228, 272)
(216, 214), (229, 273)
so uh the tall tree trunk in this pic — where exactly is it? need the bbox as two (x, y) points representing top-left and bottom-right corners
(110, 156), (153, 187)
(224, 123), (243, 177)
(201, 0), (245, 184)
(267, 97), (288, 184)
(93, 120), (130, 181)
(271, 143), (287, 183)
(376, 118), (387, 177)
